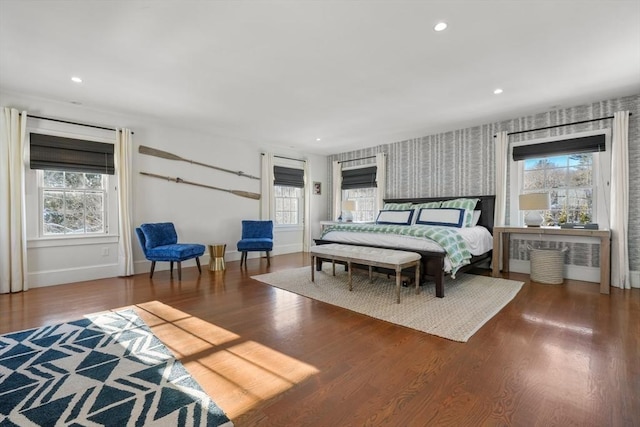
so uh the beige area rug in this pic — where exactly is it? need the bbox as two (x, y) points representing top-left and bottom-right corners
(252, 265), (523, 342)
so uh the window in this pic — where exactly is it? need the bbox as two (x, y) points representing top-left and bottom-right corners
(341, 165), (377, 222)
(342, 188), (376, 222)
(275, 185), (303, 225)
(40, 170), (108, 235)
(523, 154), (593, 224)
(510, 130), (610, 227)
(273, 164), (305, 226)
(26, 130), (118, 242)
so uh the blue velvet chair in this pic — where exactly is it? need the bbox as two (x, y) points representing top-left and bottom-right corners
(237, 220), (274, 268)
(136, 222), (205, 280)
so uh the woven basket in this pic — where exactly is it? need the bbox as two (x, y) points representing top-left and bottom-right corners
(528, 245), (568, 285)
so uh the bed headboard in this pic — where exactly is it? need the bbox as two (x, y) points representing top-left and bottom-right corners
(383, 195), (496, 233)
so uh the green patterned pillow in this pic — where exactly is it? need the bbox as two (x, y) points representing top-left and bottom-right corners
(441, 198), (479, 227)
(411, 201), (442, 210)
(383, 202), (412, 210)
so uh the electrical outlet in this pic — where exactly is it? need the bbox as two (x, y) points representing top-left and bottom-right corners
(101, 247), (109, 257)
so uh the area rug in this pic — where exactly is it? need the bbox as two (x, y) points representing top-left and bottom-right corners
(252, 266), (523, 342)
(0, 309), (233, 426)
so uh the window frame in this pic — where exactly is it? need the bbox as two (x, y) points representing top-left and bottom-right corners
(272, 158), (305, 230)
(509, 129), (611, 228)
(340, 164), (379, 222)
(38, 170), (110, 237)
(341, 187), (377, 222)
(25, 126), (119, 247)
(274, 185), (304, 227)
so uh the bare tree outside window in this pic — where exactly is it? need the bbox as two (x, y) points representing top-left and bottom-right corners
(42, 171), (106, 235)
(523, 154), (593, 225)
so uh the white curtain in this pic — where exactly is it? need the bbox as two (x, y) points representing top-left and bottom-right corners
(0, 108), (28, 293)
(303, 160), (311, 251)
(332, 160), (342, 220)
(494, 131), (508, 226)
(260, 153), (274, 219)
(116, 128), (134, 276)
(610, 111), (630, 289)
(375, 153), (387, 213)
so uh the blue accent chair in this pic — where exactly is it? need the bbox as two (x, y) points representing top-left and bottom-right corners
(237, 220), (274, 268)
(136, 222), (205, 280)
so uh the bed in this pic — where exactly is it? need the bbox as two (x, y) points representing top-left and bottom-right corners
(314, 195), (495, 298)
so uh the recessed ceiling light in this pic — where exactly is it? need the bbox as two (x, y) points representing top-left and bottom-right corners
(71, 76), (82, 83)
(434, 22), (447, 32)
(494, 88), (503, 94)
(316, 138), (322, 141)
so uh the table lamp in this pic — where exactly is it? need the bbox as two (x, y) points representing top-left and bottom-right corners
(341, 200), (356, 222)
(519, 192), (550, 227)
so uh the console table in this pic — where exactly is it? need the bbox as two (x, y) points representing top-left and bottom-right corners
(491, 226), (611, 294)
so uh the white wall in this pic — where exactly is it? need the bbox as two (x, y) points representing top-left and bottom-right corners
(1, 90), (328, 287)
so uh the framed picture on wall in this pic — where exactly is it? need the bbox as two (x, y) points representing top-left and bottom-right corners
(313, 182), (321, 195)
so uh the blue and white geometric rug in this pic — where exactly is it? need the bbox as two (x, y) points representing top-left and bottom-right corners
(0, 309), (233, 426)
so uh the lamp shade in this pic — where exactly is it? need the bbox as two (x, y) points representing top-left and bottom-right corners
(342, 200), (356, 211)
(519, 193), (550, 211)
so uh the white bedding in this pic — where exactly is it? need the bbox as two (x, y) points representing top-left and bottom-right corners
(321, 226), (493, 272)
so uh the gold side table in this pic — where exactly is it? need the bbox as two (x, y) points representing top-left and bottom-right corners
(208, 244), (226, 271)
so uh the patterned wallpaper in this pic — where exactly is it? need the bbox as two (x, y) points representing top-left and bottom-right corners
(328, 94), (640, 272)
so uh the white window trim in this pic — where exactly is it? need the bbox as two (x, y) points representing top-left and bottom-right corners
(508, 129), (611, 228)
(25, 122), (119, 247)
(340, 164), (379, 223)
(273, 157), (305, 229)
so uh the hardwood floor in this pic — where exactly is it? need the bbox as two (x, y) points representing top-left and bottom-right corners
(1, 253), (638, 426)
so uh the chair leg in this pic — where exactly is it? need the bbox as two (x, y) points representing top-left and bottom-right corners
(195, 257), (202, 274)
(178, 262), (182, 281)
(170, 261), (174, 278)
(150, 261), (156, 278)
(240, 252), (246, 268)
(266, 251), (271, 267)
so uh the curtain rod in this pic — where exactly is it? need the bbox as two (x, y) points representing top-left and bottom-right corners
(338, 155), (376, 164)
(261, 153), (306, 162)
(494, 113), (632, 138)
(23, 113), (134, 134)
(275, 154), (306, 162)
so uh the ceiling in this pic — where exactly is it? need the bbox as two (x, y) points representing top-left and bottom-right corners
(1, 1), (639, 155)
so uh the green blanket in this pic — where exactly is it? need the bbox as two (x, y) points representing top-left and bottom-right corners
(321, 223), (472, 276)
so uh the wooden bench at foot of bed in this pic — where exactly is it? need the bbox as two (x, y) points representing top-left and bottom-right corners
(310, 243), (421, 303)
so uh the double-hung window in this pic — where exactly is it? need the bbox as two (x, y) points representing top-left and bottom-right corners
(40, 171), (107, 235)
(511, 130), (610, 227)
(273, 165), (304, 226)
(341, 166), (377, 222)
(29, 132), (116, 238)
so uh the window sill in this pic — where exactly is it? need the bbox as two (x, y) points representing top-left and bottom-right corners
(28, 234), (119, 249)
(274, 225), (304, 232)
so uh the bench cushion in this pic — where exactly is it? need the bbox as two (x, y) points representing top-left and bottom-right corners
(310, 243), (420, 265)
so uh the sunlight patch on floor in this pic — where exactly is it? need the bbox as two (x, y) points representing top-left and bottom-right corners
(127, 301), (319, 418)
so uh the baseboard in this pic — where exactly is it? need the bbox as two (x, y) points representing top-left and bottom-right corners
(630, 270), (639, 288)
(29, 263), (119, 288)
(223, 244), (304, 262)
(509, 260), (600, 283)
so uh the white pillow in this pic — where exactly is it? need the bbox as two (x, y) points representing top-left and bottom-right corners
(441, 198), (479, 227)
(415, 208), (465, 228)
(376, 209), (414, 225)
(471, 210), (481, 227)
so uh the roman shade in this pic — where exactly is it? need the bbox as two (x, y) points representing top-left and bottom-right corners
(273, 165), (304, 188)
(341, 166), (377, 189)
(30, 133), (115, 174)
(512, 134), (606, 161)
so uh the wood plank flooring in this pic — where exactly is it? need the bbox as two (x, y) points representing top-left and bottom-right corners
(1, 253), (638, 426)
